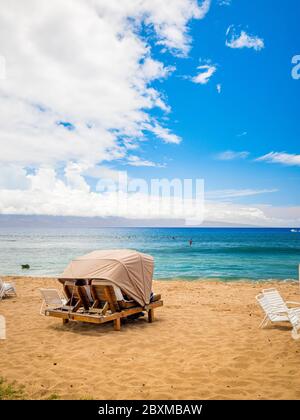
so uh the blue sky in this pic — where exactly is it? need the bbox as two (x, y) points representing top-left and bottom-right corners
(122, 0), (300, 207)
(0, 0), (299, 226)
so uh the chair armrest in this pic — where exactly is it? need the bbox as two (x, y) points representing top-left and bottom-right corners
(274, 310), (289, 315)
(286, 301), (300, 306)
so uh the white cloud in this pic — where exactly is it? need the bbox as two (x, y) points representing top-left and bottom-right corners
(83, 165), (124, 182)
(149, 124), (181, 144)
(256, 152), (300, 167)
(0, 167), (199, 219)
(237, 131), (248, 137)
(64, 162), (91, 192)
(126, 156), (165, 167)
(0, 0), (213, 223)
(226, 26), (264, 51)
(216, 150), (250, 160)
(0, 1), (215, 219)
(192, 64), (217, 84)
(204, 201), (269, 225)
(144, 0), (211, 55)
(203, 201), (300, 227)
(255, 205), (300, 227)
(218, 0), (231, 6)
(0, 164), (30, 190)
(0, 0), (207, 170)
(0, 167), (298, 227)
(216, 83), (222, 93)
(206, 188), (278, 200)
(197, 0), (212, 19)
(1, 1), (296, 228)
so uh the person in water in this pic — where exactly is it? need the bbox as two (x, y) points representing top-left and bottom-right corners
(189, 239), (193, 246)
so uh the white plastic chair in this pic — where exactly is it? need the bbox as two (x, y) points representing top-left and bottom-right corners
(0, 278), (17, 300)
(39, 288), (67, 315)
(288, 311), (300, 340)
(0, 281), (4, 300)
(256, 288), (300, 328)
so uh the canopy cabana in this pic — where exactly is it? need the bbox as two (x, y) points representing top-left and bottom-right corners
(59, 249), (154, 306)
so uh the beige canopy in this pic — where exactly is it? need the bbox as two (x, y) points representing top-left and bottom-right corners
(59, 249), (154, 306)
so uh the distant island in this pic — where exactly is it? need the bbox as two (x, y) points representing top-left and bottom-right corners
(0, 214), (259, 228)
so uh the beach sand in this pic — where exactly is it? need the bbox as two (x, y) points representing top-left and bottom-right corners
(0, 276), (300, 400)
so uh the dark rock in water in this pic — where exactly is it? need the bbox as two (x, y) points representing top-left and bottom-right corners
(21, 264), (30, 269)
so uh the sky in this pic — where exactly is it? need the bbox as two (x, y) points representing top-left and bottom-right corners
(0, 0), (299, 226)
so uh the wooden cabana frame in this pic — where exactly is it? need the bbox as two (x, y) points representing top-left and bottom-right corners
(45, 282), (163, 331)
(46, 300), (163, 331)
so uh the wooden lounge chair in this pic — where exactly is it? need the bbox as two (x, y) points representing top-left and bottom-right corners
(63, 280), (92, 312)
(40, 282), (93, 317)
(45, 280), (163, 331)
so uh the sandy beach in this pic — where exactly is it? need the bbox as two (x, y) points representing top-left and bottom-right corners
(0, 276), (300, 400)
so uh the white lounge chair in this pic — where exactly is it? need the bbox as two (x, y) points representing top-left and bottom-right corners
(0, 278), (17, 300)
(256, 288), (300, 338)
(288, 311), (300, 340)
(39, 288), (67, 315)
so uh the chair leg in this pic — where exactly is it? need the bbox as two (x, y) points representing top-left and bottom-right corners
(148, 308), (154, 323)
(114, 318), (121, 331)
(11, 285), (17, 296)
(259, 315), (268, 328)
(73, 301), (81, 312)
(102, 302), (109, 315)
(40, 301), (45, 316)
(62, 319), (69, 325)
(291, 326), (300, 340)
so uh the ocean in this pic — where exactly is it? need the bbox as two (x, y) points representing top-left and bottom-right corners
(0, 227), (299, 281)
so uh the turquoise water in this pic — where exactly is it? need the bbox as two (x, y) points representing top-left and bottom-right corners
(0, 227), (299, 280)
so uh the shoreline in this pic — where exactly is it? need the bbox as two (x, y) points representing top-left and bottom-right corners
(3, 275), (299, 283)
(1, 276), (300, 400)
